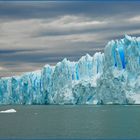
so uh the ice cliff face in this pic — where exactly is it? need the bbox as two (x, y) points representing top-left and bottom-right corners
(0, 35), (140, 104)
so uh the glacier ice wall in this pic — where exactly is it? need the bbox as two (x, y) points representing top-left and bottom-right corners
(0, 35), (140, 104)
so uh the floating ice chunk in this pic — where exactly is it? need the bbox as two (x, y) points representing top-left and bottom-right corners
(0, 109), (16, 113)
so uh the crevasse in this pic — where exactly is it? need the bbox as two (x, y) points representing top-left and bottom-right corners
(0, 35), (140, 104)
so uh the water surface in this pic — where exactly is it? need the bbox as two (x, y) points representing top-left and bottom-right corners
(0, 105), (139, 139)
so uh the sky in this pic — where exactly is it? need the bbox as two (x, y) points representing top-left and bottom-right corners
(0, 1), (140, 77)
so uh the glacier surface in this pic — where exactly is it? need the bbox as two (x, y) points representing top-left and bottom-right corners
(0, 35), (140, 104)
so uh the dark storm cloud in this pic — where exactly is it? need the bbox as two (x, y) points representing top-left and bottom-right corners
(0, 42), (104, 63)
(0, 1), (140, 20)
(0, 1), (140, 77)
(0, 49), (35, 54)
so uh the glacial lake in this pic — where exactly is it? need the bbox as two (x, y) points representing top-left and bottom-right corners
(0, 105), (139, 139)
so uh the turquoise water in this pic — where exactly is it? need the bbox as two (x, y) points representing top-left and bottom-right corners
(0, 105), (139, 139)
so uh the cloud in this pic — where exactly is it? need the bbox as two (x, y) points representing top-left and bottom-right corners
(0, 1), (140, 20)
(0, 1), (140, 77)
(0, 66), (4, 70)
(0, 15), (107, 54)
(128, 15), (140, 23)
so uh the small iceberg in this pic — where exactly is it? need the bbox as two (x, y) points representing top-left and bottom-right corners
(0, 109), (16, 113)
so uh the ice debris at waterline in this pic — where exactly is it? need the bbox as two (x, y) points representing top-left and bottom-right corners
(0, 35), (140, 105)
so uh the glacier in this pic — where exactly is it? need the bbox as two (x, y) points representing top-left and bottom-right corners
(0, 35), (140, 105)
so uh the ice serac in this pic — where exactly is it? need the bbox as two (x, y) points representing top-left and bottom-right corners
(0, 35), (140, 104)
(42, 53), (104, 104)
(96, 35), (140, 104)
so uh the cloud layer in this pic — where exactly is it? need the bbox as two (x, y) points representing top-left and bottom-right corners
(0, 1), (140, 77)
